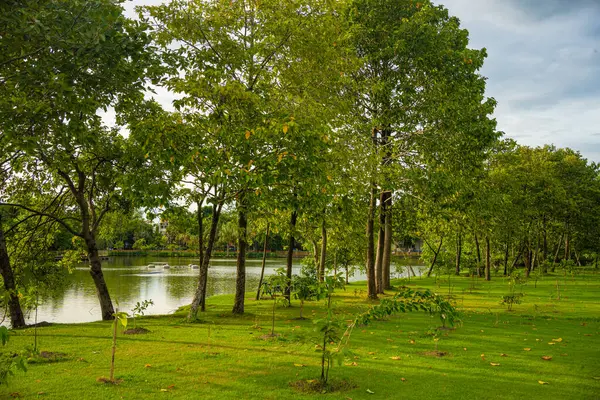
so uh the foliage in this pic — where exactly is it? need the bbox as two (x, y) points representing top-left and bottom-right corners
(130, 300), (154, 330)
(0, 326), (27, 386)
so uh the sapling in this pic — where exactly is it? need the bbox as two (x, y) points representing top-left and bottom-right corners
(130, 299), (154, 330)
(261, 269), (290, 337)
(99, 309), (128, 384)
(0, 326), (27, 385)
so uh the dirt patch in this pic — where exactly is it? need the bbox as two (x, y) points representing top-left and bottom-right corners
(290, 379), (357, 394)
(97, 377), (123, 385)
(123, 327), (150, 335)
(421, 351), (448, 357)
(39, 351), (67, 359)
(259, 333), (280, 340)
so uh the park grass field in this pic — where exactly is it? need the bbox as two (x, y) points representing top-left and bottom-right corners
(2, 270), (600, 399)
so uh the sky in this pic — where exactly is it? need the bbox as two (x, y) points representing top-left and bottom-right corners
(123, 0), (600, 162)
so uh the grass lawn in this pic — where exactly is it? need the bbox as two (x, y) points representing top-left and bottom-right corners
(2, 270), (600, 399)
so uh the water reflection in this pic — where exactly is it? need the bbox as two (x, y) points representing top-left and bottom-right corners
(29, 256), (423, 324)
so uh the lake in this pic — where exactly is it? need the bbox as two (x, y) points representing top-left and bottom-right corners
(25, 256), (424, 324)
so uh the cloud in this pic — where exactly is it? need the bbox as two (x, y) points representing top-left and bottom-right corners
(441, 0), (600, 162)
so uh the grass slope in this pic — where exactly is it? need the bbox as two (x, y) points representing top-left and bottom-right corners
(2, 271), (600, 399)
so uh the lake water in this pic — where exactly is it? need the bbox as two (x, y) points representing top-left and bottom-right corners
(25, 256), (423, 324)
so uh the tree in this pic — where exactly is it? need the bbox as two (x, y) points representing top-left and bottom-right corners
(0, 0), (154, 320)
(346, 0), (498, 296)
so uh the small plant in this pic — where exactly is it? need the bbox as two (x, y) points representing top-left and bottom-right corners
(309, 286), (460, 389)
(0, 326), (27, 385)
(502, 270), (524, 311)
(501, 294), (523, 311)
(261, 269), (290, 337)
(98, 310), (128, 384)
(292, 265), (319, 319)
(130, 299), (154, 330)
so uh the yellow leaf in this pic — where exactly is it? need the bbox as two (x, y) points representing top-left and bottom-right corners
(490, 363), (500, 366)
(401, 377), (406, 382)
(294, 363), (305, 367)
(552, 338), (563, 342)
(283, 124), (288, 134)
(548, 342), (556, 345)
(169, 156), (175, 163)
(538, 381), (549, 385)
(500, 354), (508, 357)
(327, 175), (332, 181)
(144, 153), (149, 159)
(145, 364), (151, 368)
(524, 348), (531, 351)
(541, 356), (552, 361)
(245, 130), (251, 140)
(390, 356), (401, 360)
(278, 154), (283, 163)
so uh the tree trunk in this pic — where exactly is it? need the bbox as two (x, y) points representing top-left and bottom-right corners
(542, 216), (548, 262)
(474, 234), (482, 277)
(312, 239), (320, 275)
(455, 233), (462, 276)
(232, 202), (248, 314)
(197, 200), (204, 267)
(426, 238), (444, 277)
(551, 233), (563, 272)
(0, 214), (26, 328)
(374, 191), (385, 293)
(256, 223), (270, 301)
(382, 191), (392, 290)
(485, 236), (491, 281)
(285, 209), (297, 302)
(319, 219), (327, 281)
(189, 202), (222, 320)
(366, 185), (378, 299)
(503, 238), (510, 276)
(85, 234), (115, 320)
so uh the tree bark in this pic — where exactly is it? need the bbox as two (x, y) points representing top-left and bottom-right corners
(374, 191), (385, 293)
(474, 234), (482, 277)
(232, 202), (247, 314)
(382, 192), (392, 290)
(366, 185), (378, 299)
(455, 232), (462, 276)
(256, 223), (270, 300)
(0, 214), (26, 328)
(312, 239), (320, 275)
(197, 200), (204, 267)
(85, 234), (114, 320)
(503, 237), (510, 276)
(319, 218), (327, 281)
(485, 236), (491, 281)
(285, 209), (298, 302)
(189, 202), (222, 320)
(426, 237), (444, 277)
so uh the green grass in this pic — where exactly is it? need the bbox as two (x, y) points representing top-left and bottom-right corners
(2, 271), (600, 399)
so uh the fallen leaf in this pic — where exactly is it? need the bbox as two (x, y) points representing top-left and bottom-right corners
(366, 389), (375, 394)
(368, 352), (375, 355)
(541, 356), (552, 361)
(390, 356), (401, 360)
(463, 348), (467, 351)
(538, 381), (549, 385)
(409, 340), (415, 344)
(552, 338), (563, 342)
(145, 364), (151, 368)
(160, 389), (168, 392)
(560, 353), (568, 356)
(548, 342), (556, 345)
(490, 363), (500, 366)
(524, 348), (531, 351)
(500, 353), (508, 357)
(584, 334), (592, 336)
(294, 364), (305, 367)
(167, 385), (175, 389)
(401, 378), (406, 382)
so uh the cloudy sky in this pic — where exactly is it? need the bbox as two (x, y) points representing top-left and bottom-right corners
(125, 0), (600, 162)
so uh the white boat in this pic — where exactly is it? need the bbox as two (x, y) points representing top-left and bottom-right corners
(189, 264), (200, 269)
(147, 262), (169, 269)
